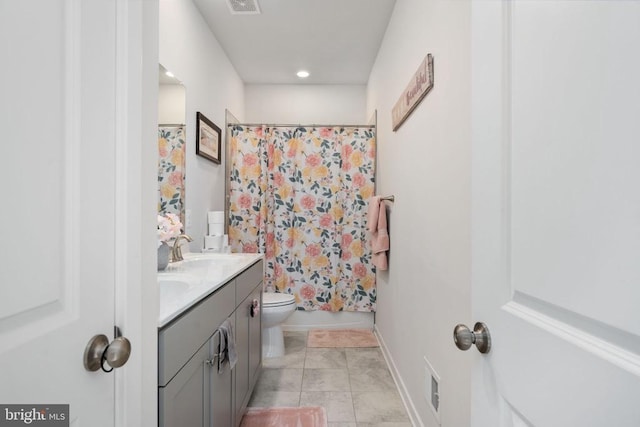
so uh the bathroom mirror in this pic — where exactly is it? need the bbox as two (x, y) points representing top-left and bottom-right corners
(158, 64), (186, 227)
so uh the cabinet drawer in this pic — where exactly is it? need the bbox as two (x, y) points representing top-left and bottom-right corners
(236, 260), (263, 305)
(159, 281), (236, 386)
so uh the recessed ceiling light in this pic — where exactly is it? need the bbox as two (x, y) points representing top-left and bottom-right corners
(297, 70), (310, 78)
(165, 70), (175, 78)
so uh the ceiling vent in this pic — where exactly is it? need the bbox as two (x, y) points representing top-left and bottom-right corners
(226, 0), (261, 15)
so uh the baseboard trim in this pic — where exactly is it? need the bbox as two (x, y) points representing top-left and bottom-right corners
(374, 325), (424, 427)
(282, 310), (374, 331)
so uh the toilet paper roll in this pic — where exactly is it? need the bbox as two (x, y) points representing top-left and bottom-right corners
(203, 247), (222, 253)
(207, 211), (225, 223)
(204, 235), (223, 249)
(208, 223), (224, 236)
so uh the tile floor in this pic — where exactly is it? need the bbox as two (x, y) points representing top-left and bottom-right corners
(247, 331), (412, 427)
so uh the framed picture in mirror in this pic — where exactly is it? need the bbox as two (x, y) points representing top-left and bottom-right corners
(195, 112), (221, 164)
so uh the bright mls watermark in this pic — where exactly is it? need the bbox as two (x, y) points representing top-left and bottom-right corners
(0, 405), (68, 426)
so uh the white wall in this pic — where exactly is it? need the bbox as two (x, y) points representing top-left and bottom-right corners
(245, 84), (366, 124)
(158, 84), (186, 125)
(159, 0), (244, 249)
(366, 1), (472, 426)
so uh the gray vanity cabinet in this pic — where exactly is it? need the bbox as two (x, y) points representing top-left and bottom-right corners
(159, 329), (233, 427)
(159, 342), (210, 427)
(158, 259), (263, 427)
(233, 262), (263, 426)
(247, 285), (262, 393)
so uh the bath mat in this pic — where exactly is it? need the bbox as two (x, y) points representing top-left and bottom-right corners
(307, 329), (379, 348)
(239, 406), (327, 427)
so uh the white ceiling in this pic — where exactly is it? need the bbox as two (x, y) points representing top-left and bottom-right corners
(192, 0), (397, 85)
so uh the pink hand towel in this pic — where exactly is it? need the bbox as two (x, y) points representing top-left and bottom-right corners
(367, 196), (381, 232)
(368, 196), (389, 270)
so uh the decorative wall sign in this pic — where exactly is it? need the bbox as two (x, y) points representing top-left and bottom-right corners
(196, 112), (222, 164)
(392, 54), (434, 131)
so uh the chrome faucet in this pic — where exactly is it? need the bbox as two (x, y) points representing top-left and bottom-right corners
(171, 234), (193, 262)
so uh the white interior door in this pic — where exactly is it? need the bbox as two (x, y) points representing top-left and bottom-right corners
(471, 2), (640, 426)
(0, 0), (119, 424)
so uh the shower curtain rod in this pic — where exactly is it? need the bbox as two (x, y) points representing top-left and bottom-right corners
(228, 122), (375, 129)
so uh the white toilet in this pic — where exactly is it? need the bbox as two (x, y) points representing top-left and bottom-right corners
(261, 292), (296, 358)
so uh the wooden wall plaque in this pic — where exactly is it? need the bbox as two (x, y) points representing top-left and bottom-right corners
(392, 54), (434, 131)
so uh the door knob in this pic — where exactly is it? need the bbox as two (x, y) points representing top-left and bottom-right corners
(83, 326), (132, 372)
(453, 322), (491, 354)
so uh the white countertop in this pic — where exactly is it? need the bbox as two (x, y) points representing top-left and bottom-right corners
(158, 252), (263, 328)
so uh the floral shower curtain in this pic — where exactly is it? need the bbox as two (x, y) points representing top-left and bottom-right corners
(229, 126), (376, 312)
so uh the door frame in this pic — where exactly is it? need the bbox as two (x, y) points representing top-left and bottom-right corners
(113, 0), (159, 425)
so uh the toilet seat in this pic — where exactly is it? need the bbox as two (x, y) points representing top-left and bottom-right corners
(263, 292), (295, 308)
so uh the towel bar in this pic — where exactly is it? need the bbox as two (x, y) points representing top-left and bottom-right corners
(380, 195), (394, 203)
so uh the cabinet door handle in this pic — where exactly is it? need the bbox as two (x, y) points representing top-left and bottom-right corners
(250, 298), (260, 318)
(204, 353), (220, 367)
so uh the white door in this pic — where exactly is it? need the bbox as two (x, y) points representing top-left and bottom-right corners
(471, 1), (640, 426)
(1, 1), (124, 424)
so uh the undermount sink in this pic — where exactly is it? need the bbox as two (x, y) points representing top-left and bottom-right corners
(158, 274), (197, 299)
(160, 279), (189, 293)
(180, 256), (244, 268)
(168, 253), (259, 273)
(185, 253), (259, 262)
(157, 252), (263, 327)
